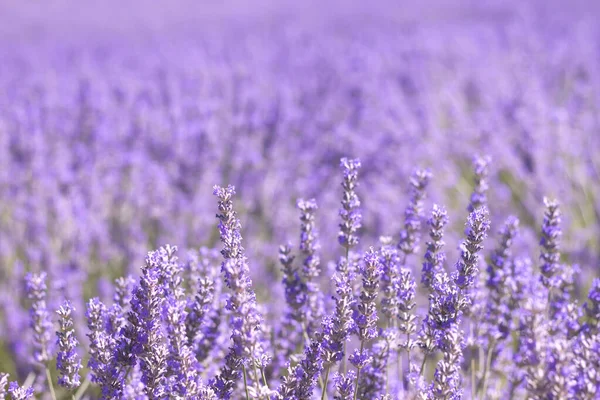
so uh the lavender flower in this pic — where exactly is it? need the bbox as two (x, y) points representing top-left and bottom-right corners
(334, 371), (357, 400)
(121, 254), (169, 399)
(467, 155), (491, 213)
(584, 279), (600, 328)
(482, 216), (519, 344)
(338, 158), (362, 251)
(398, 168), (432, 257)
(421, 205), (448, 293)
(6, 382), (34, 400)
(212, 185), (269, 398)
(25, 272), (53, 365)
(356, 340), (388, 399)
(297, 198), (324, 337)
(322, 258), (356, 366)
(454, 207), (491, 293)
(185, 275), (215, 347)
(397, 268), (417, 350)
(379, 238), (401, 325)
(56, 300), (82, 389)
(275, 243), (305, 372)
(291, 340), (324, 399)
(354, 248), (382, 342)
(429, 324), (464, 400)
(539, 197), (562, 290)
(0, 373), (8, 398)
(164, 296), (200, 397)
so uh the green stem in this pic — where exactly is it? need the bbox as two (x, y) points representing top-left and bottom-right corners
(45, 367), (57, 400)
(471, 357), (476, 399)
(73, 376), (91, 400)
(406, 333), (411, 391)
(321, 366), (331, 400)
(242, 365), (250, 400)
(261, 368), (269, 390)
(353, 341), (365, 400)
(479, 341), (496, 399)
(419, 355), (427, 376)
(252, 364), (265, 400)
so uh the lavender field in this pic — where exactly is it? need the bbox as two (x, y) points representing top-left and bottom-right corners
(0, 1), (599, 399)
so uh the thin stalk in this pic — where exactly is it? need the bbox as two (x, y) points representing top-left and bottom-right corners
(397, 351), (403, 390)
(341, 246), (350, 375)
(261, 368), (269, 390)
(23, 372), (35, 388)
(74, 376), (91, 400)
(419, 355), (427, 376)
(45, 367), (57, 400)
(242, 365), (250, 400)
(479, 341), (496, 398)
(252, 364), (264, 400)
(471, 357), (476, 399)
(342, 342), (347, 375)
(470, 324), (476, 399)
(353, 342), (365, 400)
(321, 366), (331, 400)
(406, 333), (411, 391)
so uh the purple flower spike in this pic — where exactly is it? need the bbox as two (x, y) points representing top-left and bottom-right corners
(539, 197), (562, 290)
(468, 155), (491, 213)
(454, 207), (491, 292)
(421, 205), (448, 293)
(338, 157), (362, 250)
(7, 381), (34, 400)
(56, 300), (82, 389)
(25, 272), (53, 365)
(399, 168), (432, 257)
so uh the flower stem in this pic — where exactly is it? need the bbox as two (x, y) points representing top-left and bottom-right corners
(479, 341), (496, 399)
(45, 367), (57, 400)
(353, 341), (365, 400)
(74, 376), (91, 400)
(321, 366), (331, 400)
(242, 365), (250, 400)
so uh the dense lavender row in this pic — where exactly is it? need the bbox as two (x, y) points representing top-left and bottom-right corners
(0, 155), (598, 399)
(1, 2), (600, 399)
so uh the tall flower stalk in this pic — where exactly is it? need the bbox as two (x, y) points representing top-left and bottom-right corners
(212, 185), (270, 399)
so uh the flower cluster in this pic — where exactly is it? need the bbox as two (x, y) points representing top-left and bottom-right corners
(1, 3), (600, 399)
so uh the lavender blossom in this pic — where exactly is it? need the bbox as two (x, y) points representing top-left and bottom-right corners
(429, 324), (464, 400)
(0, 373), (8, 398)
(185, 275), (215, 347)
(86, 298), (114, 389)
(292, 340), (324, 399)
(379, 238), (401, 326)
(338, 158), (362, 251)
(454, 207), (491, 293)
(164, 296), (200, 397)
(355, 340), (388, 399)
(467, 155), (491, 213)
(6, 382), (34, 400)
(481, 216), (519, 345)
(397, 268), (417, 351)
(322, 258), (356, 366)
(421, 205), (448, 293)
(212, 185), (269, 398)
(25, 272), (53, 365)
(55, 301), (82, 389)
(334, 371), (357, 400)
(398, 168), (432, 257)
(539, 197), (562, 290)
(354, 248), (382, 342)
(297, 198), (324, 337)
(275, 243), (305, 370)
(121, 254), (169, 399)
